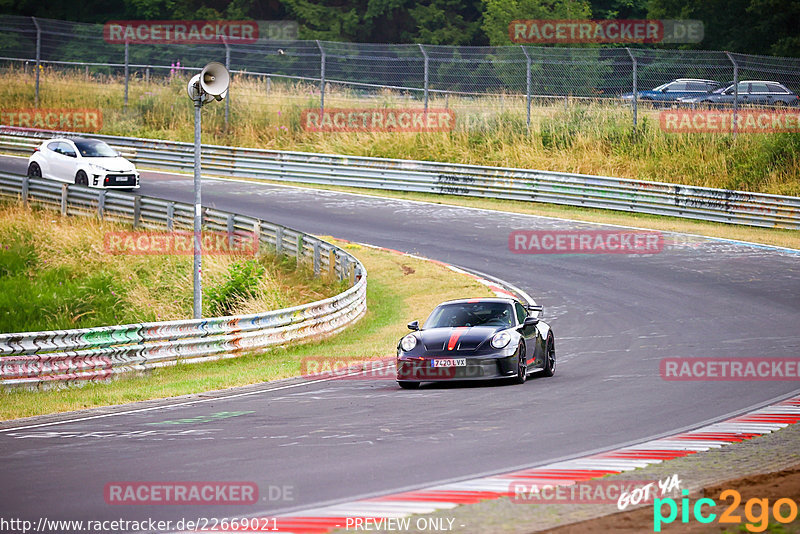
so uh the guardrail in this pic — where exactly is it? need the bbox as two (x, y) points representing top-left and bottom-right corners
(0, 172), (367, 389)
(1, 127), (798, 229)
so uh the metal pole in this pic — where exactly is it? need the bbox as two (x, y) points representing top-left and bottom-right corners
(193, 97), (203, 319)
(224, 39), (230, 128)
(625, 48), (637, 133)
(32, 17), (41, 108)
(419, 44), (429, 111)
(726, 52), (738, 137)
(124, 41), (129, 109)
(316, 40), (325, 117)
(521, 46), (531, 132)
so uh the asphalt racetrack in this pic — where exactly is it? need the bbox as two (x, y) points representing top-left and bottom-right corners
(1, 155), (799, 528)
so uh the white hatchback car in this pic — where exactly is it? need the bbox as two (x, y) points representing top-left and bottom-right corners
(27, 138), (140, 189)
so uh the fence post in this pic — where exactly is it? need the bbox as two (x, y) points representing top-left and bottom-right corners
(224, 38), (231, 128)
(133, 195), (141, 228)
(316, 40), (326, 117)
(97, 190), (106, 220)
(226, 213), (235, 250)
(32, 17), (41, 108)
(266, 75), (271, 93)
(418, 43), (429, 111)
(625, 48), (637, 134)
(166, 202), (174, 231)
(313, 241), (320, 276)
(276, 225), (283, 254)
(296, 234), (304, 267)
(328, 249), (336, 278)
(726, 51), (739, 137)
(521, 46), (532, 132)
(124, 41), (129, 110)
(22, 174), (29, 207)
(253, 221), (261, 254)
(60, 184), (68, 216)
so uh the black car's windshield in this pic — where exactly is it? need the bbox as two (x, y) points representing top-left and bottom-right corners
(425, 302), (514, 329)
(74, 139), (117, 158)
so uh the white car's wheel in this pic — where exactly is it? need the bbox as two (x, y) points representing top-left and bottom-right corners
(75, 170), (89, 186)
(27, 162), (42, 177)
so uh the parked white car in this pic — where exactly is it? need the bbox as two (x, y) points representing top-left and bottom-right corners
(27, 138), (140, 189)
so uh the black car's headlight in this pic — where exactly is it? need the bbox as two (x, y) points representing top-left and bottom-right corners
(400, 334), (417, 352)
(491, 331), (511, 349)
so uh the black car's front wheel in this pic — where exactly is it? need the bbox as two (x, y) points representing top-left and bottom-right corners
(512, 344), (527, 384)
(541, 337), (556, 377)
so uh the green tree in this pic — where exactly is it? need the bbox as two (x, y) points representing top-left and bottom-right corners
(279, 0), (484, 44)
(647, 0), (800, 56)
(587, 0), (648, 19)
(481, 0), (591, 46)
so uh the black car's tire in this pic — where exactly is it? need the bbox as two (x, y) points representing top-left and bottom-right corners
(27, 162), (42, 177)
(512, 344), (527, 385)
(541, 337), (556, 377)
(398, 381), (420, 389)
(75, 170), (89, 186)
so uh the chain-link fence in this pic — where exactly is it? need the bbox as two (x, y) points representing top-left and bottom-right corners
(2, 15), (800, 131)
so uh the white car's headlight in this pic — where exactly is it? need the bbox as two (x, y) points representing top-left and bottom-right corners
(400, 334), (417, 352)
(491, 331), (511, 349)
(89, 163), (107, 172)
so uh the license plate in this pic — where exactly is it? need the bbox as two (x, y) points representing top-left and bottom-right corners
(114, 176), (128, 183)
(431, 358), (466, 367)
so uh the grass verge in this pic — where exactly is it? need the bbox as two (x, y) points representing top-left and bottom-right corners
(2, 66), (799, 196)
(0, 239), (495, 420)
(0, 202), (343, 333)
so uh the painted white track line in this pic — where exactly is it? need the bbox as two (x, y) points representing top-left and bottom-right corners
(184, 395), (800, 533)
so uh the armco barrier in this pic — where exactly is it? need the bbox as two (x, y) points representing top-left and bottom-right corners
(1, 127), (799, 229)
(0, 172), (367, 389)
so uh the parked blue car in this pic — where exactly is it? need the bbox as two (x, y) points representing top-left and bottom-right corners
(621, 79), (721, 105)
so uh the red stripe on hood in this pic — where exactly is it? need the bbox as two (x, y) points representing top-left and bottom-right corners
(447, 327), (469, 351)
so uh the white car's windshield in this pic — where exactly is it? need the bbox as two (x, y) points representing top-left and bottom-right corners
(74, 140), (117, 158)
(425, 302), (513, 329)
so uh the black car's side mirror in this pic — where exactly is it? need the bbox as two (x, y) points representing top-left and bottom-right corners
(407, 320), (420, 331)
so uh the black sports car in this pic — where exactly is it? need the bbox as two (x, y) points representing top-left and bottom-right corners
(396, 297), (555, 389)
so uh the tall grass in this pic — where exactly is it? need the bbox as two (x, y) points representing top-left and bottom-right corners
(0, 202), (343, 333)
(1, 65), (799, 195)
